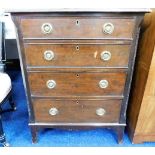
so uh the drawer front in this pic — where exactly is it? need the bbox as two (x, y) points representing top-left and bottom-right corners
(21, 17), (135, 39)
(28, 72), (126, 97)
(33, 99), (122, 123)
(24, 44), (131, 67)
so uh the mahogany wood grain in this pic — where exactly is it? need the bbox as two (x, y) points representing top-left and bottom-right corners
(27, 68), (127, 73)
(33, 99), (122, 123)
(24, 44), (131, 67)
(11, 11), (146, 143)
(20, 17), (135, 39)
(23, 39), (132, 44)
(28, 72), (126, 97)
(127, 10), (155, 143)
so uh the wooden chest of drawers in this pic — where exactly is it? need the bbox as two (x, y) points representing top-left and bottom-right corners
(11, 9), (146, 143)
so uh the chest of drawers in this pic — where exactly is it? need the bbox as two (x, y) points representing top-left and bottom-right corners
(11, 9), (147, 144)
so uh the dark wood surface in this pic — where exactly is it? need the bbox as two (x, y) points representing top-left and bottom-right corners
(11, 12), (145, 143)
(28, 72), (126, 97)
(127, 9), (155, 144)
(20, 17), (135, 39)
(24, 44), (131, 67)
(33, 99), (121, 123)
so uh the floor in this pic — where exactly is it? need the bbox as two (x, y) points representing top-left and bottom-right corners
(1, 71), (155, 147)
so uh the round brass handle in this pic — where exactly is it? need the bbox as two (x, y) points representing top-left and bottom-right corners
(101, 51), (111, 61)
(44, 50), (54, 61)
(96, 108), (106, 116)
(103, 23), (114, 34)
(49, 107), (59, 116)
(46, 80), (56, 89)
(41, 23), (53, 34)
(99, 80), (109, 89)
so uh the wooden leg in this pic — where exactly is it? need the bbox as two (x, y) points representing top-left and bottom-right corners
(8, 95), (16, 111)
(30, 126), (38, 144)
(0, 115), (9, 147)
(115, 126), (125, 144)
(0, 106), (2, 114)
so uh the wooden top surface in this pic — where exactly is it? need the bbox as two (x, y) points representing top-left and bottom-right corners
(0, 0), (151, 13)
(4, 8), (151, 13)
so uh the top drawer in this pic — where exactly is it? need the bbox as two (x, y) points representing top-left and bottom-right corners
(20, 17), (135, 39)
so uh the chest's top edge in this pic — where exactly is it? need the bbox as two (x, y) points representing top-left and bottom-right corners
(4, 8), (151, 13)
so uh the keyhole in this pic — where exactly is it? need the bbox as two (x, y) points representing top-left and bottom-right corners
(76, 101), (79, 104)
(76, 46), (79, 51)
(76, 20), (79, 25)
(76, 74), (79, 77)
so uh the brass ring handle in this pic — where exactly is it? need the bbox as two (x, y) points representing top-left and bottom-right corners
(41, 23), (53, 34)
(99, 80), (109, 89)
(46, 80), (56, 89)
(103, 23), (114, 34)
(96, 108), (106, 116)
(44, 50), (54, 61)
(49, 107), (59, 116)
(101, 51), (111, 61)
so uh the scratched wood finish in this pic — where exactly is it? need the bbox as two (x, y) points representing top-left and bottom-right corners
(20, 17), (135, 39)
(11, 11), (146, 143)
(33, 99), (122, 123)
(28, 72), (126, 97)
(24, 44), (131, 67)
(127, 10), (155, 143)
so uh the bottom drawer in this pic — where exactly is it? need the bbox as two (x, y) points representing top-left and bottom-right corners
(33, 99), (122, 123)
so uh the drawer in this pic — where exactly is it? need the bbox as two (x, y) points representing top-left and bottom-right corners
(24, 44), (131, 68)
(21, 17), (135, 39)
(33, 99), (122, 123)
(28, 72), (126, 97)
